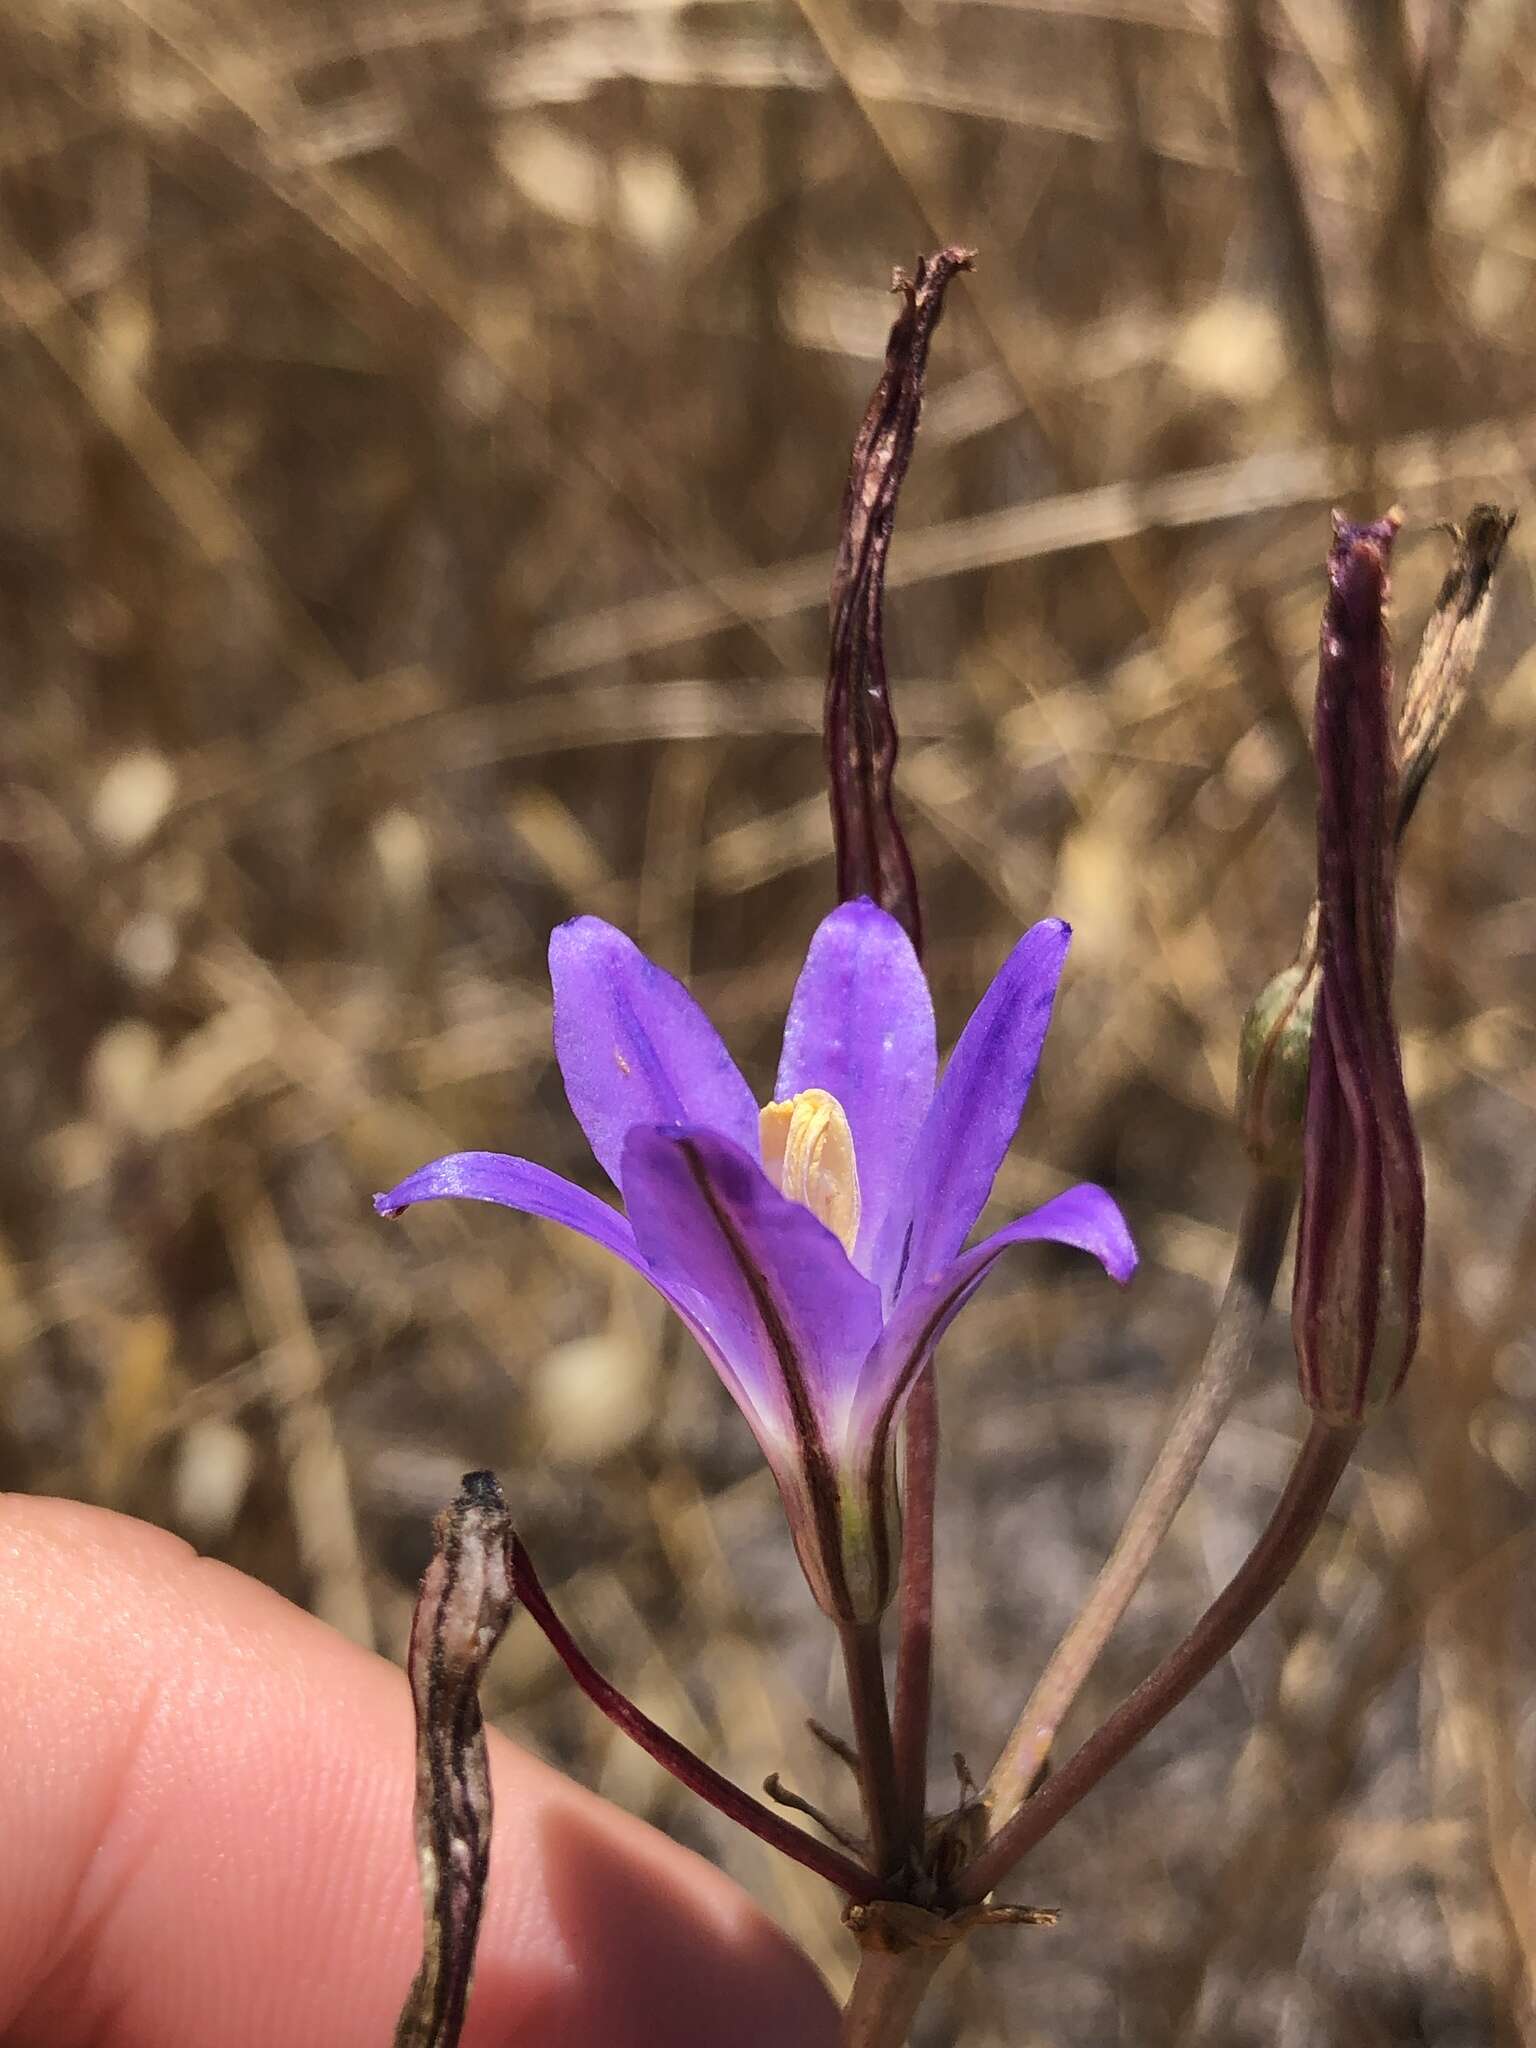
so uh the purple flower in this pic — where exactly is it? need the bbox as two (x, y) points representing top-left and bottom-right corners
(377, 901), (1136, 1622)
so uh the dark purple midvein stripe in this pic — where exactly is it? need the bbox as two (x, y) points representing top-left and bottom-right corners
(1295, 1028), (1345, 1415)
(677, 1137), (853, 1618)
(1340, 661), (1388, 1387)
(1326, 985), (1384, 1410)
(891, 1219), (915, 1301)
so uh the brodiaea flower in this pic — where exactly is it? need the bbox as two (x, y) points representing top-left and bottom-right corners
(377, 901), (1135, 1623)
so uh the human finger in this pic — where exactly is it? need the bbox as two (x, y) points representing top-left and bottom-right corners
(0, 1495), (838, 2048)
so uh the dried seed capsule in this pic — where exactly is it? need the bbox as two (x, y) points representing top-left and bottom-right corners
(1291, 514), (1425, 1425)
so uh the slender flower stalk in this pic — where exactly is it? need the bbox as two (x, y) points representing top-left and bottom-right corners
(955, 1419), (1360, 1906)
(840, 1619), (903, 1880)
(889, 1384), (938, 1855)
(508, 1530), (881, 1899)
(981, 1171), (1297, 1824)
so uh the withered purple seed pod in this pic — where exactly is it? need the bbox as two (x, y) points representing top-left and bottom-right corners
(1292, 513), (1426, 1426)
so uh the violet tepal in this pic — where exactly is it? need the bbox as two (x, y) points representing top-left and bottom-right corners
(377, 900), (1136, 1623)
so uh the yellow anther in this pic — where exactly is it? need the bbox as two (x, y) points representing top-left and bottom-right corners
(759, 1088), (862, 1256)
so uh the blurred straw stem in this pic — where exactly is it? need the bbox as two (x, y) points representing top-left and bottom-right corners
(524, 412), (1533, 682)
(220, 1165), (374, 1646)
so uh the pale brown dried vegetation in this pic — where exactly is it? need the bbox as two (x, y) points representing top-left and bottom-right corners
(2, 2), (1534, 2040)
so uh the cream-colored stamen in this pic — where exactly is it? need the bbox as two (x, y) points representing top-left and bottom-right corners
(759, 1087), (862, 1256)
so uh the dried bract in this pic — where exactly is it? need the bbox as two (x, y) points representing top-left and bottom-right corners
(394, 1472), (517, 2048)
(1396, 504), (1516, 838)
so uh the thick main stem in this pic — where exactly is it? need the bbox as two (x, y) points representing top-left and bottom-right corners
(890, 1367), (938, 1854)
(956, 1417), (1360, 1905)
(840, 1948), (944, 2048)
(509, 1535), (879, 1900)
(984, 1172), (1297, 1819)
(840, 1619), (903, 1880)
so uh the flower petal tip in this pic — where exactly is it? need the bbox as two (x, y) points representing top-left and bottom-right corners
(837, 895), (909, 928)
(1098, 1202), (1138, 1287)
(806, 896), (929, 973)
(546, 911), (614, 969)
(550, 910), (603, 940)
(1047, 1181), (1137, 1286)
(374, 1189), (406, 1219)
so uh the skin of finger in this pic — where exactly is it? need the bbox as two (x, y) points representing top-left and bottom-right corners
(0, 1496), (839, 2048)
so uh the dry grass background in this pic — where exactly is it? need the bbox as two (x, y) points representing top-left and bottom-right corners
(3, 0), (1536, 2040)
